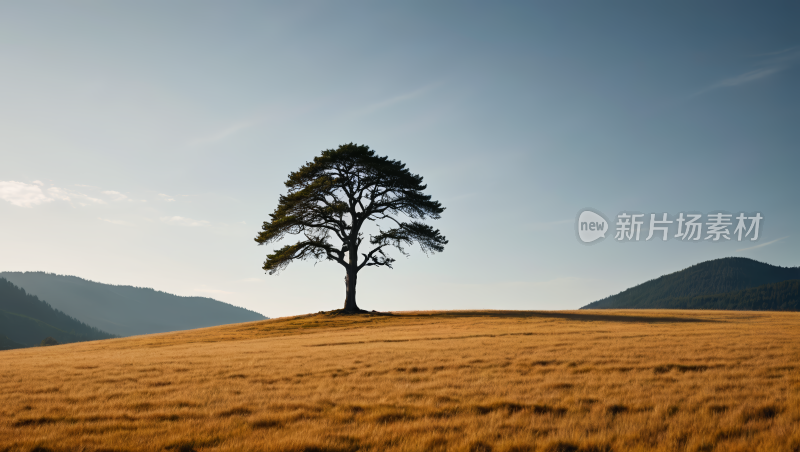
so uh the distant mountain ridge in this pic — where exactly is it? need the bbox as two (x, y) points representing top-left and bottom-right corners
(650, 280), (800, 311)
(0, 333), (27, 350)
(0, 277), (116, 348)
(0, 272), (267, 337)
(582, 257), (800, 311)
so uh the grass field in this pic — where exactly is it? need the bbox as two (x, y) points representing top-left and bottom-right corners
(1, 310), (799, 452)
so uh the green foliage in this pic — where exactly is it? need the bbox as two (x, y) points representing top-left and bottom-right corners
(0, 277), (116, 347)
(255, 144), (447, 304)
(583, 257), (800, 311)
(40, 336), (59, 346)
(655, 280), (800, 311)
(0, 333), (25, 351)
(0, 272), (267, 337)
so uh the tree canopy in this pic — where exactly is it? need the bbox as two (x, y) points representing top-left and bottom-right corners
(255, 143), (448, 311)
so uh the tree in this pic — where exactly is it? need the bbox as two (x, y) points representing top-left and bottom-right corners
(40, 337), (59, 346)
(255, 143), (448, 312)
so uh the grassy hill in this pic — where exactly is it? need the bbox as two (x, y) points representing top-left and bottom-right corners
(0, 333), (25, 351)
(0, 272), (267, 336)
(582, 257), (800, 310)
(0, 277), (116, 348)
(1, 310), (798, 451)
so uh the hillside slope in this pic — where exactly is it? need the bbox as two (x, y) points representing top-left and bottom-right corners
(0, 334), (25, 351)
(0, 272), (267, 337)
(0, 310), (798, 452)
(582, 257), (800, 310)
(652, 279), (800, 311)
(0, 277), (116, 347)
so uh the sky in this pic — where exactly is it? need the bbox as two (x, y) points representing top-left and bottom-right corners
(1, 1), (798, 318)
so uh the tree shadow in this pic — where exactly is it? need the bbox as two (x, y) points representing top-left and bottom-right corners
(392, 310), (717, 324)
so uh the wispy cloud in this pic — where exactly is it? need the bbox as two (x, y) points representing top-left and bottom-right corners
(736, 236), (788, 253)
(47, 187), (105, 206)
(1, 181), (170, 213)
(693, 46), (800, 97)
(161, 216), (209, 227)
(710, 68), (779, 89)
(188, 118), (260, 147)
(0, 181), (53, 207)
(755, 46), (800, 63)
(352, 83), (440, 117)
(0, 181), (112, 207)
(102, 190), (130, 202)
(99, 217), (131, 226)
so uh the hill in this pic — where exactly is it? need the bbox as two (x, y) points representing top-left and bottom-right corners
(0, 272), (267, 337)
(0, 310), (798, 451)
(582, 257), (800, 310)
(0, 277), (116, 348)
(0, 333), (25, 351)
(647, 279), (800, 311)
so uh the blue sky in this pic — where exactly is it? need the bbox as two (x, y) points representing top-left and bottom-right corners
(1, 2), (798, 317)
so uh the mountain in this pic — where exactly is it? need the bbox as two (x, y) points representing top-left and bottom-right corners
(0, 277), (116, 348)
(582, 257), (800, 311)
(650, 280), (800, 311)
(0, 272), (268, 337)
(0, 333), (26, 350)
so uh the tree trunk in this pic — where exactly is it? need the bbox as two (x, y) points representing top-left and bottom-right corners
(343, 267), (359, 311)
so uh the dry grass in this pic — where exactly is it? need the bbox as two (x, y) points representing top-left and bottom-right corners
(1, 309), (799, 452)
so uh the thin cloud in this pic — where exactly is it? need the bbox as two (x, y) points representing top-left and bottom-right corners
(736, 236), (788, 253)
(755, 46), (800, 63)
(692, 68), (779, 98)
(188, 118), (260, 147)
(692, 46), (800, 97)
(99, 217), (131, 226)
(102, 190), (130, 202)
(158, 193), (176, 202)
(353, 83), (440, 117)
(711, 68), (779, 89)
(0, 181), (52, 207)
(47, 187), (105, 206)
(0, 180), (124, 208)
(161, 216), (209, 227)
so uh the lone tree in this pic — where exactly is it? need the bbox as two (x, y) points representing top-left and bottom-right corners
(255, 143), (447, 312)
(40, 337), (59, 346)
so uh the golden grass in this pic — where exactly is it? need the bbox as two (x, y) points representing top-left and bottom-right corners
(1, 309), (799, 452)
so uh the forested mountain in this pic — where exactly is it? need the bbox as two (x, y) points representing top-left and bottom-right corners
(651, 280), (800, 311)
(0, 272), (267, 337)
(582, 257), (800, 311)
(0, 277), (116, 349)
(0, 334), (26, 351)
